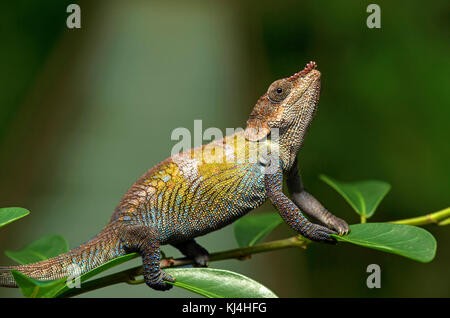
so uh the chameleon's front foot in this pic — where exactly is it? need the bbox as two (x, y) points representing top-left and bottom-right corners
(300, 222), (338, 244)
(324, 215), (350, 236)
(266, 171), (340, 245)
(144, 269), (175, 291)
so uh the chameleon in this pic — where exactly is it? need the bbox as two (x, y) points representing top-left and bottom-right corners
(0, 61), (349, 291)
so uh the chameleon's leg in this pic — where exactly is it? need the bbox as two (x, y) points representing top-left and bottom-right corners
(287, 159), (349, 235)
(119, 225), (175, 291)
(265, 168), (337, 244)
(172, 239), (210, 267)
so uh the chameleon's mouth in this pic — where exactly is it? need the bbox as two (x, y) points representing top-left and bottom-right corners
(291, 66), (321, 120)
(292, 67), (321, 106)
(287, 61), (321, 107)
(305, 73), (321, 119)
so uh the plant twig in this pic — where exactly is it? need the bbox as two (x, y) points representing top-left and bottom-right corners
(60, 236), (308, 297)
(390, 207), (450, 226)
(60, 208), (448, 298)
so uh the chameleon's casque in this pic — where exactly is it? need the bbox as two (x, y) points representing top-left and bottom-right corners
(0, 61), (349, 291)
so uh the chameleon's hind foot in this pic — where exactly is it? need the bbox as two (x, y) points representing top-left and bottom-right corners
(119, 225), (176, 291)
(172, 239), (210, 267)
(193, 252), (210, 267)
(144, 270), (175, 291)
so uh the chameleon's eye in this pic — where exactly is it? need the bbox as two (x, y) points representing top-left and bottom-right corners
(268, 79), (292, 103)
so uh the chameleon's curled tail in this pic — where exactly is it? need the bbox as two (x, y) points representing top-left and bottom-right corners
(0, 221), (126, 288)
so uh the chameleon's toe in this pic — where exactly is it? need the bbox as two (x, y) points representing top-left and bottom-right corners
(303, 223), (337, 244)
(193, 252), (210, 267)
(172, 239), (210, 267)
(145, 271), (175, 291)
(145, 279), (172, 291)
(326, 216), (350, 236)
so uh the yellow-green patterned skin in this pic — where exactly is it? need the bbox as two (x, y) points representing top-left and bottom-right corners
(113, 132), (271, 243)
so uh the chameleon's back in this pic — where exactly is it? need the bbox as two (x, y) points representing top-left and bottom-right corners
(113, 131), (270, 244)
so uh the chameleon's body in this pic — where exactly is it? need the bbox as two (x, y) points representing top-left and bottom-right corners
(0, 62), (349, 290)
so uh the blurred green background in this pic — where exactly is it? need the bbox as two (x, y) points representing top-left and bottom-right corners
(0, 0), (449, 297)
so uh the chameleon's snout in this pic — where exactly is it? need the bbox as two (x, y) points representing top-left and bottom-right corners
(287, 61), (319, 81)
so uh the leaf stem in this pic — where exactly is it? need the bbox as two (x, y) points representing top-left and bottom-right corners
(360, 214), (366, 224)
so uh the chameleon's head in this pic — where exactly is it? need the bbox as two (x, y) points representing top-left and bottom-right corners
(244, 61), (321, 145)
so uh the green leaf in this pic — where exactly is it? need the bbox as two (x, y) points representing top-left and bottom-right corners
(0, 207), (30, 228)
(234, 212), (283, 247)
(5, 235), (69, 265)
(11, 270), (67, 298)
(320, 175), (390, 219)
(333, 223), (437, 263)
(165, 268), (278, 298)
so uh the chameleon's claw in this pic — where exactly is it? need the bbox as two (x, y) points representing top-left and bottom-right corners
(193, 253), (210, 267)
(162, 271), (175, 283)
(325, 216), (350, 236)
(146, 271), (175, 291)
(172, 239), (210, 267)
(303, 223), (337, 244)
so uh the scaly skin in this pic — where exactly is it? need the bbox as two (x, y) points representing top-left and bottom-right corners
(0, 61), (349, 291)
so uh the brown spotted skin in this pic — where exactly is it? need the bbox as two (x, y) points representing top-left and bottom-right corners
(0, 61), (349, 291)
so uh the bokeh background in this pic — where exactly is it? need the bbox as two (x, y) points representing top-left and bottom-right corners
(0, 0), (449, 297)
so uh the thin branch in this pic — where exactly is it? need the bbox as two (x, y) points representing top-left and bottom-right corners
(60, 209), (448, 297)
(60, 236), (308, 297)
(390, 207), (450, 226)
